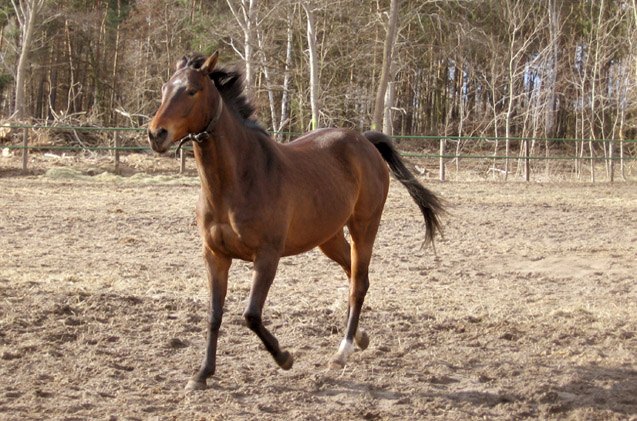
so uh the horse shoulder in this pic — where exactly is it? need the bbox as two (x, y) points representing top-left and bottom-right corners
(196, 184), (289, 261)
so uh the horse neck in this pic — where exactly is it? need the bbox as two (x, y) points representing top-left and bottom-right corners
(193, 110), (278, 207)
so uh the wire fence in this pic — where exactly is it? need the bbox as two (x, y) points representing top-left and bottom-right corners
(1, 124), (635, 182)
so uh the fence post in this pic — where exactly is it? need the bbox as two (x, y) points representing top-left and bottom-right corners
(439, 138), (446, 182)
(609, 139), (614, 183)
(22, 128), (29, 173)
(524, 139), (530, 182)
(113, 131), (120, 174)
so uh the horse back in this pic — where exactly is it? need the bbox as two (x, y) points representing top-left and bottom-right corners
(282, 128), (389, 198)
(276, 128), (390, 253)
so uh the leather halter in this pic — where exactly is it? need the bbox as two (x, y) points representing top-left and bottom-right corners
(175, 94), (224, 156)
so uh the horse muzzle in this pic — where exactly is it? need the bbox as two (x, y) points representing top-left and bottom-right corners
(147, 127), (171, 153)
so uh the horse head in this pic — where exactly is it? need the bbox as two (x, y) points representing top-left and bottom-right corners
(148, 52), (220, 153)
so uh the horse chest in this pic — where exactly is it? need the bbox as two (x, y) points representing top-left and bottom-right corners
(204, 221), (256, 260)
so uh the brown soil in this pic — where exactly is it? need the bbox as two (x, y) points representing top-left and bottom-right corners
(1, 154), (636, 420)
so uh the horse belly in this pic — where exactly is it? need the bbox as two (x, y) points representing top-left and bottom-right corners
(282, 198), (352, 256)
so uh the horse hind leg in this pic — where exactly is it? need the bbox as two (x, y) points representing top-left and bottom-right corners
(327, 221), (379, 368)
(319, 231), (370, 352)
(319, 230), (352, 278)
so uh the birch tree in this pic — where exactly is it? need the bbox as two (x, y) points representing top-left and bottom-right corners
(371, 0), (401, 132)
(10, 0), (45, 119)
(226, 0), (257, 97)
(277, 6), (294, 139)
(502, 1), (541, 180)
(302, 1), (319, 130)
(0, 0), (636, 157)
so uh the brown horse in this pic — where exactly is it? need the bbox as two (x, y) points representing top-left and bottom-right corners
(148, 52), (444, 391)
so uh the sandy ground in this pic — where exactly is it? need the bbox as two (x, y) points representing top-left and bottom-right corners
(0, 154), (636, 420)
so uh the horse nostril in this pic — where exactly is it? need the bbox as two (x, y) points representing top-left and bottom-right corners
(149, 127), (168, 142)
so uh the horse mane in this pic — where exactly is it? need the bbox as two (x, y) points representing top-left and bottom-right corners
(182, 54), (268, 136)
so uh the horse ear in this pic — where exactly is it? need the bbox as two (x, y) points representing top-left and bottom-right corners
(175, 56), (189, 71)
(201, 51), (219, 74)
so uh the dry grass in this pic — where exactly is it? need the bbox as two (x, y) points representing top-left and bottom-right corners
(0, 156), (635, 420)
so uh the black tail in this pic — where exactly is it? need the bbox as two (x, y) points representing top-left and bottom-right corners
(364, 131), (445, 248)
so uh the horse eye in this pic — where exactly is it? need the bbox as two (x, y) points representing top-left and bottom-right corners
(187, 89), (197, 97)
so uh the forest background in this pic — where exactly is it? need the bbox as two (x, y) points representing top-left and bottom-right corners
(1, 0), (636, 164)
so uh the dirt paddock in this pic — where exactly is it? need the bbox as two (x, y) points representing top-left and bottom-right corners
(0, 157), (636, 420)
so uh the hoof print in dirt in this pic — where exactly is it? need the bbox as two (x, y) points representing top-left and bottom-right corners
(167, 338), (189, 349)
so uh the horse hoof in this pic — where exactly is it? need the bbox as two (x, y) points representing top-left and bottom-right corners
(185, 379), (207, 391)
(328, 358), (346, 370)
(277, 351), (294, 370)
(355, 330), (369, 350)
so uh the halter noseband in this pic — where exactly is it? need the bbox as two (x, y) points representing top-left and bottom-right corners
(175, 95), (224, 156)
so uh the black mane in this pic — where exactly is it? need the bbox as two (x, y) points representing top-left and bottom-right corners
(182, 54), (268, 136)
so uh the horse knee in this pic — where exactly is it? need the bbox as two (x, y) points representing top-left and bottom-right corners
(243, 312), (261, 332)
(208, 308), (223, 331)
(208, 315), (222, 331)
(350, 277), (369, 302)
(359, 277), (370, 294)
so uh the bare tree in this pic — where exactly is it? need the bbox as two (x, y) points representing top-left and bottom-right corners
(502, 1), (543, 180)
(625, 0), (637, 179)
(371, 0), (401, 133)
(227, 0), (257, 96)
(302, 1), (319, 130)
(545, 0), (559, 139)
(10, 0), (45, 119)
(1, 0), (636, 171)
(278, 6), (294, 139)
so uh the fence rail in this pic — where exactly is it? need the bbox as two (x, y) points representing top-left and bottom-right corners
(1, 125), (635, 181)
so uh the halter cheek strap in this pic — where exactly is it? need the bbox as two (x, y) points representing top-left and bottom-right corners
(175, 96), (224, 156)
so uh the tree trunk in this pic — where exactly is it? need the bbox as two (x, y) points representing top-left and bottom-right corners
(11, 0), (44, 119)
(383, 80), (395, 135)
(64, 19), (77, 115)
(455, 52), (465, 174)
(303, 3), (320, 130)
(243, 0), (256, 97)
(0, 25), (4, 52)
(504, 24), (516, 181)
(588, 0), (605, 183)
(277, 8), (294, 140)
(545, 0), (559, 139)
(109, 0), (123, 125)
(490, 60), (500, 179)
(256, 28), (277, 131)
(372, 0), (401, 132)
(227, 0), (257, 97)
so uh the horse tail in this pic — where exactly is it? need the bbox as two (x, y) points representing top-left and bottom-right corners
(364, 130), (445, 249)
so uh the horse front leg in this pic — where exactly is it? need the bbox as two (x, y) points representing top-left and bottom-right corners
(185, 248), (231, 391)
(243, 250), (294, 370)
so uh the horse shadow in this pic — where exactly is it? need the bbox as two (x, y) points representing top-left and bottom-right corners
(548, 364), (637, 416)
(304, 362), (637, 418)
(429, 363), (637, 417)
